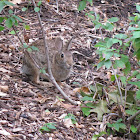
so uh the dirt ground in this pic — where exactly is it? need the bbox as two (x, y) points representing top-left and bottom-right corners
(0, 0), (139, 139)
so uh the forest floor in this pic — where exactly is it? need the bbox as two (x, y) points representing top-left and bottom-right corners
(0, 0), (139, 140)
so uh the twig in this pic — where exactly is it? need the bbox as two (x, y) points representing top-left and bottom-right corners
(127, 110), (140, 122)
(112, 66), (123, 106)
(31, 0), (78, 105)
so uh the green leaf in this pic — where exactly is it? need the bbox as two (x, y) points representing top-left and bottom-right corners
(40, 126), (50, 132)
(78, 0), (86, 11)
(108, 17), (119, 23)
(65, 113), (77, 124)
(24, 25), (30, 30)
(86, 102), (95, 108)
(123, 62), (131, 75)
(46, 123), (56, 130)
(120, 54), (129, 63)
(5, 18), (13, 28)
(92, 131), (106, 140)
(104, 60), (112, 69)
(0, 17), (4, 23)
(0, 1), (5, 13)
(37, 1), (42, 6)
(90, 100), (109, 120)
(125, 109), (137, 115)
(27, 48), (32, 52)
(104, 22), (114, 31)
(3, 1), (14, 6)
(40, 68), (46, 74)
(13, 15), (22, 22)
(34, 7), (40, 12)
(120, 76), (126, 86)
(128, 27), (140, 31)
(31, 46), (39, 51)
(136, 90), (140, 100)
(81, 107), (91, 116)
(104, 51), (114, 60)
(136, 4), (140, 12)
(115, 34), (128, 39)
(81, 96), (94, 101)
(9, 9), (13, 14)
(8, 30), (15, 34)
(133, 31), (140, 38)
(87, 0), (93, 6)
(112, 38), (122, 46)
(97, 60), (104, 69)
(0, 25), (4, 31)
(23, 43), (28, 48)
(136, 74), (140, 79)
(130, 125), (137, 133)
(128, 81), (140, 89)
(106, 38), (113, 48)
(22, 7), (27, 11)
(114, 60), (125, 68)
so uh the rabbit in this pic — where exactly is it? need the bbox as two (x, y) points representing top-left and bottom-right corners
(22, 37), (73, 85)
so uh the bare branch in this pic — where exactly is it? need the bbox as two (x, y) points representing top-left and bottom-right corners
(127, 110), (140, 122)
(31, 0), (78, 105)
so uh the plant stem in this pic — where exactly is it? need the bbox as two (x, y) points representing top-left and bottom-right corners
(31, 0), (78, 105)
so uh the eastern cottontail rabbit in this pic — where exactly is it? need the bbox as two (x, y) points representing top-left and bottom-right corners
(22, 37), (73, 85)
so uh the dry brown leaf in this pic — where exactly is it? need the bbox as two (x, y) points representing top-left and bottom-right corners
(75, 123), (84, 128)
(0, 92), (8, 97)
(0, 128), (11, 136)
(63, 118), (74, 128)
(9, 0), (22, 4)
(0, 67), (11, 73)
(0, 85), (9, 92)
(73, 86), (90, 94)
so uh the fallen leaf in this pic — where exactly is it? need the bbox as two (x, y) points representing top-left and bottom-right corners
(0, 85), (9, 92)
(9, 0), (22, 4)
(0, 92), (8, 97)
(0, 128), (11, 136)
(63, 118), (74, 128)
(90, 100), (110, 120)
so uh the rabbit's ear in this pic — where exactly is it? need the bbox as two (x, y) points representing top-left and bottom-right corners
(65, 37), (73, 51)
(55, 38), (63, 51)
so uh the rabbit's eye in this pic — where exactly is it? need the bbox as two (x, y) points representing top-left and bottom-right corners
(61, 53), (64, 58)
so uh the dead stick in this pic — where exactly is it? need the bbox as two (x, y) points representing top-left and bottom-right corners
(31, 0), (78, 105)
